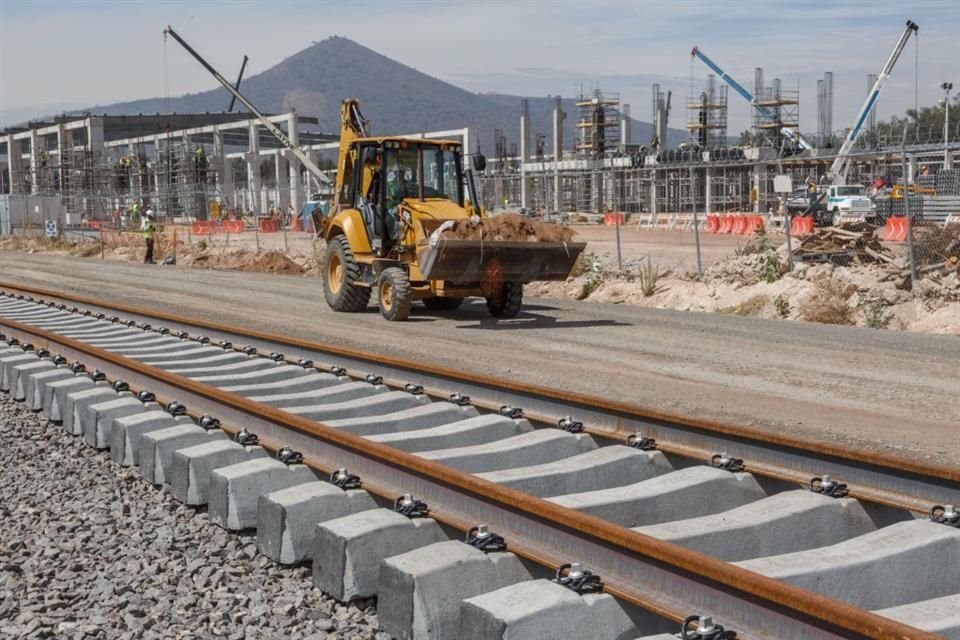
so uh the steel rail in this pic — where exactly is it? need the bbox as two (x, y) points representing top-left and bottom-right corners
(1, 282), (956, 513)
(0, 314), (940, 640)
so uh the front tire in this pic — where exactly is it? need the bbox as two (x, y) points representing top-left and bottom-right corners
(486, 282), (523, 318)
(323, 235), (371, 312)
(377, 267), (412, 321)
(422, 296), (463, 311)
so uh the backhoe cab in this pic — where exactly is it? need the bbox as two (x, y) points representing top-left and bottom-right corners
(315, 98), (584, 321)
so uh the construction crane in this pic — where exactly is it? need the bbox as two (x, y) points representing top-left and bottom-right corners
(826, 20), (918, 183)
(162, 25), (331, 186)
(227, 55), (248, 112)
(690, 46), (815, 151)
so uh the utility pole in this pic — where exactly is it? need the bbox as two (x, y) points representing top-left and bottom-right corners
(943, 82), (953, 170)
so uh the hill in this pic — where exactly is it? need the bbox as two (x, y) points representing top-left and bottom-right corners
(78, 36), (687, 152)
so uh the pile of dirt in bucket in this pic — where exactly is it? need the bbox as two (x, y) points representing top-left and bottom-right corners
(441, 213), (576, 243)
(179, 248), (304, 274)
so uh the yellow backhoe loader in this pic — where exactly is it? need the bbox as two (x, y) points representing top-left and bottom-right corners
(163, 26), (584, 321)
(312, 99), (585, 320)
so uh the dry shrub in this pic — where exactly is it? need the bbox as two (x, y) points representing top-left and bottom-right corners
(721, 295), (769, 317)
(799, 277), (857, 325)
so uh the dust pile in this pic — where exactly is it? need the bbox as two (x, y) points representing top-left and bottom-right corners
(527, 228), (960, 335)
(442, 213), (576, 243)
(178, 247), (304, 274)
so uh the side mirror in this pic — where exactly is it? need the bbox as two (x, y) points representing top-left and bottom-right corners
(472, 153), (487, 172)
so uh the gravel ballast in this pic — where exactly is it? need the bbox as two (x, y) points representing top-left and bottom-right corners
(0, 391), (389, 640)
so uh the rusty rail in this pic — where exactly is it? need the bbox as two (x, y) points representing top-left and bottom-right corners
(0, 312), (942, 640)
(1, 281), (956, 513)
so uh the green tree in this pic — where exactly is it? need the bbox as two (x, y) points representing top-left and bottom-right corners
(874, 93), (960, 144)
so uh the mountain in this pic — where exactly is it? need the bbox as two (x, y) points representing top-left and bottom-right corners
(75, 36), (687, 152)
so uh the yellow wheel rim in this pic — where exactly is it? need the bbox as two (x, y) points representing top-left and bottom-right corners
(380, 279), (393, 310)
(328, 254), (343, 294)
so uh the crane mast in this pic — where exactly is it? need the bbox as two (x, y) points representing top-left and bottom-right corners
(690, 47), (814, 151)
(163, 25), (331, 185)
(826, 20), (918, 183)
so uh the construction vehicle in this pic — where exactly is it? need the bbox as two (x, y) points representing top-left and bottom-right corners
(163, 25), (585, 321)
(315, 99), (585, 320)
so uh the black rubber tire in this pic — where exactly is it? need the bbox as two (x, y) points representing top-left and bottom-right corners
(378, 267), (412, 321)
(486, 281), (523, 318)
(323, 235), (371, 312)
(422, 296), (464, 311)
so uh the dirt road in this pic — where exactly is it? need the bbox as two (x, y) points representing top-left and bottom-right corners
(0, 253), (956, 468)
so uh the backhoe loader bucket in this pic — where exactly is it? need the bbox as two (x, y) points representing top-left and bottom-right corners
(417, 240), (587, 284)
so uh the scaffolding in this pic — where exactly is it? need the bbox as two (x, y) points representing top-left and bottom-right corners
(686, 74), (728, 148)
(575, 90), (621, 158)
(753, 68), (800, 148)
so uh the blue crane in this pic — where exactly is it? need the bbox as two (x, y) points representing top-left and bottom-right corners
(690, 46), (814, 151)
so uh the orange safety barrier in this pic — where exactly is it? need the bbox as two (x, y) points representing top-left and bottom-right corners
(81, 219), (103, 230)
(258, 218), (280, 233)
(717, 215), (735, 234)
(883, 216), (908, 242)
(790, 216), (814, 236)
(191, 220), (218, 235)
(291, 215), (303, 232)
(603, 212), (625, 225)
(220, 219), (243, 234)
(734, 215), (750, 235)
(741, 216), (764, 235)
(705, 214), (720, 233)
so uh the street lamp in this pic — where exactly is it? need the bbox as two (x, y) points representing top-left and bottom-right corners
(942, 82), (953, 169)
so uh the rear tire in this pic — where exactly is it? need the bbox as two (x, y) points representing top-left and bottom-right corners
(486, 282), (523, 318)
(323, 235), (371, 312)
(378, 267), (412, 321)
(422, 296), (464, 311)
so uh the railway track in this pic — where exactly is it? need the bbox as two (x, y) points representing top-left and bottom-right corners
(0, 283), (957, 640)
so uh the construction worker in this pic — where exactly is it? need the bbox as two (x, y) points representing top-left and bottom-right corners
(806, 176), (818, 213)
(142, 209), (156, 264)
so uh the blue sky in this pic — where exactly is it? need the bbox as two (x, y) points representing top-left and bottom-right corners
(1, 0), (958, 132)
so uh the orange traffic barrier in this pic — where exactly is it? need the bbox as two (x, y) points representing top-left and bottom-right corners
(883, 216), (908, 242)
(743, 216), (764, 234)
(790, 216), (814, 236)
(291, 215), (303, 232)
(258, 218), (280, 233)
(705, 214), (720, 233)
(221, 219), (243, 234)
(717, 215), (733, 234)
(603, 213), (625, 225)
(191, 220), (218, 235)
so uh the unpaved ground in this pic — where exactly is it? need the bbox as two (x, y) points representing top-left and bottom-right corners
(0, 253), (957, 470)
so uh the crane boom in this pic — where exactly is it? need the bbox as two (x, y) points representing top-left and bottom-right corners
(827, 20), (918, 182)
(163, 25), (331, 185)
(227, 55), (249, 112)
(691, 47), (814, 151)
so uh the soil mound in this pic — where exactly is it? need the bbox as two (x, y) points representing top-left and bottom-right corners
(180, 248), (304, 274)
(442, 213), (576, 243)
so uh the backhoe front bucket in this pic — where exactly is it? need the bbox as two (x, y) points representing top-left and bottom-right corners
(417, 240), (587, 284)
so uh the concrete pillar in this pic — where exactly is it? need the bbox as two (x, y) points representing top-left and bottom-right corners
(650, 168), (658, 217)
(273, 149), (283, 212)
(6, 134), (24, 194)
(552, 96), (564, 212)
(519, 99), (531, 209)
(246, 122), (261, 214)
(621, 103), (631, 149)
(286, 113), (303, 213)
(213, 126), (232, 208)
(55, 124), (66, 195)
(705, 167), (712, 213)
(28, 129), (39, 194)
(907, 155), (917, 184)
